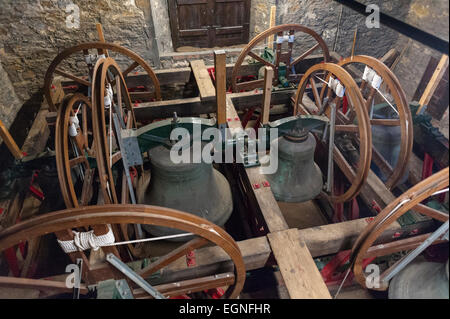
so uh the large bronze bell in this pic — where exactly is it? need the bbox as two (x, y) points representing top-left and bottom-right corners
(139, 143), (233, 240)
(389, 260), (449, 299)
(265, 129), (323, 202)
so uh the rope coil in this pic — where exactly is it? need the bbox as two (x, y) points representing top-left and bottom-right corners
(57, 225), (115, 253)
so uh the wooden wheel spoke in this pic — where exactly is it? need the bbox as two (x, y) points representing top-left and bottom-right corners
(248, 51), (275, 69)
(111, 151), (122, 165)
(54, 68), (90, 87)
(80, 168), (95, 206)
(364, 87), (376, 111)
(413, 204), (449, 222)
(335, 124), (359, 133)
(69, 156), (88, 167)
(122, 61), (140, 77)
(138, 237), (209, 278)
(309, 77), (322, 110)
(133, 272), (235, 299)
(370, 118), (401, 126)
(291, 43), (320, 66)
(365, 233), (436, 259)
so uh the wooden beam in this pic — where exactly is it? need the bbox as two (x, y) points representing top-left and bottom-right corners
(261, 66), (274, 125)
(267, 229), (331, 299)
(133, 89), (293, 122)
(225, 96), (289, 232)
(267, 6), (277, 49)
(0, 276), (88, 295)
(190, 60), (216, 101)
(214, 50), (227, 126)
(0, 119), (24, 159)
(417, 54), (449, 114)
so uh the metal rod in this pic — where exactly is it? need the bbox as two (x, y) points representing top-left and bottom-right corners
(326, 102), (337, 193)
(72, 258), (83, 299)
(382, 220), (449, 283)
(106, 253), (166, 299)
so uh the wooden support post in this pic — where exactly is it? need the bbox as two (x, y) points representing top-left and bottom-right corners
(417, 54), (449, 114)
(267, 6), (277, 49)
(0, 119), (24, 160)
(190, 60), (216, 101)
(214, 50), (227, 127)
(261, 66), (274, 125)
(96, 23), (109, 57)
(351, 28), (358, 57)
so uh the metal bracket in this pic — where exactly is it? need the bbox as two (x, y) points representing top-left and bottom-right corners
(106, 253), (166, 299)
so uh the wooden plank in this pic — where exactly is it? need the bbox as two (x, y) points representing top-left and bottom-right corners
(299, 217), (401, 257)
(267, 6), (276, 49)
(417, 54), (449, 114)
(268, 229), (331, 299)
(225, 96), (288, 232)
(245, 167), (289, 233)
(261, 66), (274, 125)
(21, 106), (50, 156)
(190, 60), (216, 101)
(214, 50), (227, 125)
(0, 276), (88, 295)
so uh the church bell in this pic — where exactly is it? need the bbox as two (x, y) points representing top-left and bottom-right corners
(389, 260), (449, 299)
(265, 129), (323, 202)
(139, 143), (233, 240)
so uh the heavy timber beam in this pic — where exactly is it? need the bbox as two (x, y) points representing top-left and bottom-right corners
(132, 90), (293, 121)
(224, 84), (330, 298)
(60, 54), (328, 89)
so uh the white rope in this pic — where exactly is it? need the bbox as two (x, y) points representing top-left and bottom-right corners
(68, 116), (80, 137)
(57, 225), (115, 253)
(57, 229), (195, 253)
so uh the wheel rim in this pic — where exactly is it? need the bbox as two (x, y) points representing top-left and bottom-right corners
(293, 63), (372, 203)
(231, 24), (330, 92)
(350, 167), (449, 290)
(44, 42), (161, 112)
(0, 204), (246, 299)
(338, 55), (413, 189)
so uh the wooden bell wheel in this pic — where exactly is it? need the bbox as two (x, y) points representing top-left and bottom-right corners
(350, 167), (449, 291)
(44, 42), (161, 112)
(0, 204), (246, 299)
(337, 55), (413, 189)
(91, 56), (148, 257)
(293, 63), (372, 203)
(91, 56), (138, 205)
(231, 24), (330, 92)
(55, 93), (96, 209)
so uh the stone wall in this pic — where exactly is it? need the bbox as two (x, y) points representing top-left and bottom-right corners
(0, 63), (22, 145)
(394, 0), (449, 100)
(277, 0), (412, 60)
(0, 0), (448, 143)
(0, 0), (157, 104)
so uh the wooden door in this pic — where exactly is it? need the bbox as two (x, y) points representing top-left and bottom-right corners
(168, 0), (250, 49)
